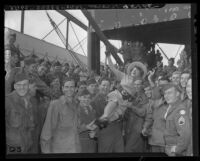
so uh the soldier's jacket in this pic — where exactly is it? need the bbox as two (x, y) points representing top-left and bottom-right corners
(163, 65), (177, 77)
(184, 99), (193, 156)
(148, 103), (168, 147)
(163, 100), (191, 156)
(90, 92), (108, 119)
(5, 67), (21, 94)
(40, 96), (81, 153)
(77, 104), (96, 138)
(143, 98), (165, 133)
(6, 91), (35, 153)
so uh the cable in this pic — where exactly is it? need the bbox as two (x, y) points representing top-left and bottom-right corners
(74, 39), (87, 52)
(41, 17), (66, 40)
(69, 21), (87, 57)
(71, 37), (87, 50)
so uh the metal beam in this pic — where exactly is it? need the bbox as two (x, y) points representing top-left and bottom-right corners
(81, 9), (123, 66)
(56, 10), (88, 31)
(21, 10), (25, 33)
(66, 19), (69, 49)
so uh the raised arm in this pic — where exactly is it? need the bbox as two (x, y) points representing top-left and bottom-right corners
(106, 51), (124, 81)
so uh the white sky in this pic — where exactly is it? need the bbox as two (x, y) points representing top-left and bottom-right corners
(4, 10), (185, 66)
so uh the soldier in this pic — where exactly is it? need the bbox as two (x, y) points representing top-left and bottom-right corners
(141, 85), (166, 152)
(6, 72), (35, 154)
(37, 64), (48, 85)
(49, 76), (62, 101)
(86, 78), (98, 101)
(171, 71), (181, 86)
(40, 77), (81, 153)
(75, 81), (87, 102)
(123, 79), (149, 152)
(46, 61), (65, 86)
(180, 71), (191, 101)
(185, 78), (192, 156)
(163, 58), (177, 78)
(77, 89), (97, 153)
(162, 83), (191, 156)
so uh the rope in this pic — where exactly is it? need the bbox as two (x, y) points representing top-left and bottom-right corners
(41, 18), (66, 40)
(174, 45), (182, 59)
(69, 21), (87, 57)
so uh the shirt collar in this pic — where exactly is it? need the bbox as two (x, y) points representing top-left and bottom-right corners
(60, 95), (76, 105)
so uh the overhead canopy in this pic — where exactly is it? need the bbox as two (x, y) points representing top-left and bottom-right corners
(92, 4), (191, 44)
(102, 18), (191, 44)
(93, 4), (191, 30)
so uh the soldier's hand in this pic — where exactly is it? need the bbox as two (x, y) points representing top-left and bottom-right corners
(141, 128), (148, 136)
(148, 69), (155, 79)
(165, 146), (176, 156)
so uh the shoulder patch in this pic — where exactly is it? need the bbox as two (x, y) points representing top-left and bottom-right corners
(178, 116), (185, 125)
(180, 110), (186, 115)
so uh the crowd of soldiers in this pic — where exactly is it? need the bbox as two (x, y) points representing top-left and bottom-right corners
(5, 33), (192, 156)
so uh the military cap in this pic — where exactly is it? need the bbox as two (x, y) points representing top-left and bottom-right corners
(14, 72), (29, 83)
(87, 78), (97, 85)
(78, 89), (90, 97)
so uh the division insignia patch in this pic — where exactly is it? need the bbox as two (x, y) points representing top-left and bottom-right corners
(178, 116), (185, 125)
(180, 110), (186, 115)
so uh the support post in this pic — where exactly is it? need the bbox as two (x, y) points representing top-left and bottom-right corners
(21, 10), (25, 33)
(87, 10), (100, 74)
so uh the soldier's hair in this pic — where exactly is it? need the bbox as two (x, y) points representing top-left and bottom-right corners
(62, 77), (76, 87)
(77, 80), (87, 87)
(99, 77), (111, 84)
(169, 58), (175, 63)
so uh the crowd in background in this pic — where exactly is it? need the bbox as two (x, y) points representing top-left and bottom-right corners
(5, 33), (192, 156)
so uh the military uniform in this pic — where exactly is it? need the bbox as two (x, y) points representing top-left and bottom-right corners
(6, 91), (35, 154)
(184, 99), (193, 156)
(40, 96), (81, 153)
(124, 91), (149, 152)
(91, 91), (125, 152)
(77, 104), (97, 153)
(163, 65), (177, 78)
(143, 98), (166, 152)
(163, 100), (191, 156)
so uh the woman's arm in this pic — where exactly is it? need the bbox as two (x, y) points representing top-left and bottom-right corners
(107, 54), (124, 81)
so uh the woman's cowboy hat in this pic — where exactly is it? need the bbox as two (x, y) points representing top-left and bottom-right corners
(127, 61), (147, 79)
